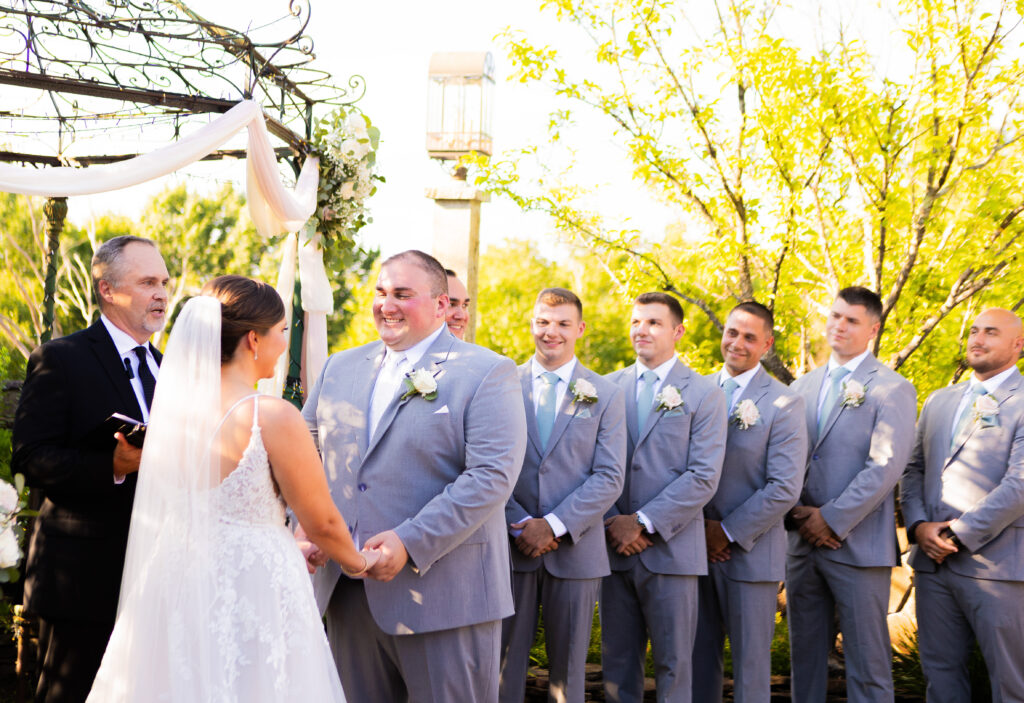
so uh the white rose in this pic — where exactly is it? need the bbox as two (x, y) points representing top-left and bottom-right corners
(842, 379), (867, 406)
(735, 399), (760, 428)
(408, 368), (438, 396)
(657, 386), (682, 410)
(339, 181), (356, 200)
(347, 114), (369, 139)
(0, 481), (17, 515)
(573, 378), (598, 401)
(975, 394), (999, 416)
(356, 163), (371, 183)
(0, 527), (20, 569)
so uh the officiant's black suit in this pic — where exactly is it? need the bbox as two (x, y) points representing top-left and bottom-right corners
(13, 319), (160, 703)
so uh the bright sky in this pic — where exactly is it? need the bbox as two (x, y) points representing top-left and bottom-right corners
(4, 0), (907, 260)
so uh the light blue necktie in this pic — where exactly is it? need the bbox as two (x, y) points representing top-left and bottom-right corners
(722, 377), (739, 414)
(951, 384), (987, 450)
(637, 370), (657, 430)
(537, 372), (559, 450)
(817, 367), (851, 437)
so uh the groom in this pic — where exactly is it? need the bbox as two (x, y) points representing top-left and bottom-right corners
(302, 249), (527, 703)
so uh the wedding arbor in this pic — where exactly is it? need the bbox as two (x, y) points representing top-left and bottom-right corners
(0, 0), (368, 404)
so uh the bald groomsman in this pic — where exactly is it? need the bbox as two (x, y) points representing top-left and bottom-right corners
(693, 302), (807, 703)
(499, 288), (626, 703)
(786, 286), (916, 703)
(901, 308), (1024, 702)
(444, 269), (470, 340)
(601, 292), (727, 703)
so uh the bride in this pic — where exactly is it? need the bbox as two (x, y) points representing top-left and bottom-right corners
(87, 275), (376, 702)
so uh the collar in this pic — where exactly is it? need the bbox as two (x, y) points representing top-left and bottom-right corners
(719, 364), (759, 390)
(827, 349), (872, 375)
(637, 356), (677, 383)
(532, 356), (577, 385)
(969, 366), (1017, 395)
(101, 314), (151, 358)
(386, 323), (446, 368)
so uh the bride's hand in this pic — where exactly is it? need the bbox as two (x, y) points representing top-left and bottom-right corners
(297, 540), (327, 574)
(341, 548), (381, 579)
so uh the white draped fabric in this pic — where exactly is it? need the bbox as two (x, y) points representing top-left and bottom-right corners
(0, 100), (334, 395)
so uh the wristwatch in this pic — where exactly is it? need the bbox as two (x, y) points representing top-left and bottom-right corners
(634, 513), (646, 532)
(939, 526), (965, 550)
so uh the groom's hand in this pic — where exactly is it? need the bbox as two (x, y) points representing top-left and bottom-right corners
(511, 518), (558, 558)
(363, 530), (408, 582)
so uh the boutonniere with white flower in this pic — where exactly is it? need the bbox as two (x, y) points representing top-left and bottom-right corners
(570, 378), (598, 404)
(733, 399), (761, 429)
(401, 368), (439, 401)
(655, 385), (683, 412)
(972, 393), (1000, 428)
(840, 379), (867, 408)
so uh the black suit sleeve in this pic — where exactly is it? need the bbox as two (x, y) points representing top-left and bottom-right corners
(13, 341), (121, 499)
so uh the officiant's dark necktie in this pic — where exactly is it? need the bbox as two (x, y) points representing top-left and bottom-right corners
(134, 345), (156, 410)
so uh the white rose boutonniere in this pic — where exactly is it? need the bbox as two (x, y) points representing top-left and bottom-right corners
(401, 368), (438, 401)
(733, 399), (761, 429)
(655, 385), (683, 412)
(570, 379), (598, 404)
(840, 379), (867, 408)
(973, 393), (1000, 427)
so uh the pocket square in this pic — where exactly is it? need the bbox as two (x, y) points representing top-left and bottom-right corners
(664, 408), (686, 417)
(575, 407), (593, 419)
(433, 405), (450, 415)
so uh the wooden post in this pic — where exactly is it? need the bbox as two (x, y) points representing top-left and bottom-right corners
(40, 197), (68, 344)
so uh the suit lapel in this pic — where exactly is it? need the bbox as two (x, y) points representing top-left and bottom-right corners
(520, 364), (542, 454)
(949, 369), (1022, 461)
(366, 333), (454, 458)
(818, 355), (878, 446)
(620, 364), (640, 446)
(87, 321), (144, 420)
(355, 343), (386, 460)
(799, 366), (825, 448)
(543, 362), (587, 458)
(740, 366), (772, 409)
(636, 360), (688, 449)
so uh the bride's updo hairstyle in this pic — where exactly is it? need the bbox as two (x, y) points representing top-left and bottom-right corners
(200, 275), (286, 363)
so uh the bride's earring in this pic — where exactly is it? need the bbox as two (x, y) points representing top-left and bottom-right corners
(254, 348), (259, 361)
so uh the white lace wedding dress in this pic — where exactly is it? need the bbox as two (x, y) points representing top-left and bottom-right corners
(87, 395), (346, 702)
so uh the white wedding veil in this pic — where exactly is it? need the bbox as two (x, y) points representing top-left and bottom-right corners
(87, 295), (224, 702)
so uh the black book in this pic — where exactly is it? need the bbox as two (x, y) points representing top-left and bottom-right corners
(88, 412), (147, 449)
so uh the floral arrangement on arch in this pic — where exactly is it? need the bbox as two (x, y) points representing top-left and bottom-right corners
(0, 474), (32, 582)
(308, 108), (383, 266)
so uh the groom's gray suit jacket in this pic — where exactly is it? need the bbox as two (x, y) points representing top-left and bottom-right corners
(788, 354), (917, 566)
(303, 329), (527, 635)
(901, 367), (1024, 580)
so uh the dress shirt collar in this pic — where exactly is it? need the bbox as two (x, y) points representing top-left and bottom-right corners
(637, 356), (677, 385)
(386, 323), (446, 368)
(826, 348), (872, 376)
(101, 314), (151, 358)
(531, 356), (577, 385)
(718, 364), (759, 391)
(969, 366), (1017, 395)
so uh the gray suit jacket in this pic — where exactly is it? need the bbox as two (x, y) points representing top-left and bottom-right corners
(788, 354), (917, 567)
(901, 367), (1024, 581)
(507, 360), (627, 579)
(302, 329), (527, 634)
(605, 360), (727, 575)
(704, 366), (807, 582)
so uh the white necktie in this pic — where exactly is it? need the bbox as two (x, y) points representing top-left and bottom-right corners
(369, 352), (407, 439)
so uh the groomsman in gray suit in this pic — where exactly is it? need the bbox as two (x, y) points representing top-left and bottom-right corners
(601, 292), (727, 703)
(500, 287), (627, 703)
(786, 286), (916, 703)
(693, 302), (807, 703)
(302, 250), (527, 703)
(901, 307), (1024, 702)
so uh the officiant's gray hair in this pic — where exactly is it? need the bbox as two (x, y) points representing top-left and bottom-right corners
(382, 250), (449, 298)
(91, 235), (159, 293)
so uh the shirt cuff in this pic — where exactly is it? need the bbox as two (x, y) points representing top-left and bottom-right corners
(113, 472), (126, 485)
(543, 513), (568, 538)
(510, 514), (532, 538)
(636, 510), (655, 534)
(720, 522), (734, 543)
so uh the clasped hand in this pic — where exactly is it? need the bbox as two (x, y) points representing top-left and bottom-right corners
(914, 520), (958, 564)
(296, 529), (407, 582)
(789, 506), (841, 549)
(604, 514), (652, 556)
(510, 518), (560, 558)
(704, 519), (731, 563)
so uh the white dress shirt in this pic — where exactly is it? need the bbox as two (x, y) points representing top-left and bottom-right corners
(718, 364), (759, 414)
(513, 357), (579, 538)
(368, 323), (446, 440)
(101, 314), (158, 423)
(630, 356), (680, 534)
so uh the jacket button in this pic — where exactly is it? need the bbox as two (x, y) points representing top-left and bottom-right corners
(358, 483), (367, 492)
(812, 454), (819, 461)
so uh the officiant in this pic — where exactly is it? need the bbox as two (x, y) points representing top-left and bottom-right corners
(12, 235), (169, 703)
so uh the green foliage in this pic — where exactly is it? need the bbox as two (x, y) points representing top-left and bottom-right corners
(473, 0), (1024, 398)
